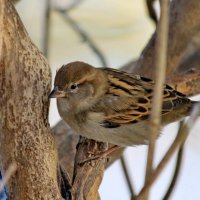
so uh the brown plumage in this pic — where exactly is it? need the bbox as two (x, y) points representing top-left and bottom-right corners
(50, 61), (195, 146)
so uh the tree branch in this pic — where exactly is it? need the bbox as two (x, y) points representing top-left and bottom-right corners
(135, 103), (200, 199)
(0, 0), (62, 199)
(163, 145), (184, 200)
(58, 10), (108, 67)
(145, 1), (169, 199)
(129, 0), (200, 79)
(71, 137), (107, 200)
(146, 0), (157, 24)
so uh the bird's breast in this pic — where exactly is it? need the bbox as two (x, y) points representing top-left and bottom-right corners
(57, 99), (152, 146)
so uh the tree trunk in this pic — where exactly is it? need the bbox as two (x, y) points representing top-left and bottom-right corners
(0, 0), (62, 199)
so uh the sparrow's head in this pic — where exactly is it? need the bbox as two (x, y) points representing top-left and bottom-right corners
(49, 61), (108, 110)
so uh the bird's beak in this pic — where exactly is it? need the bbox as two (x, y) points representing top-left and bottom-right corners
(49, 86), (66, 98)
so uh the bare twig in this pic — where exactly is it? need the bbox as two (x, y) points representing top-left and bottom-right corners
(41, 0), (51, 58)
(53, 0), (84, 13)
(135, 103), (200, 200)
(163, 144), (184, 200)
(146, 0), (157, 24)
(145, 1), (169, 198)
(120, 155), (136, 198)
(57, 10), (107, 67)
(0, 163), (17, 192)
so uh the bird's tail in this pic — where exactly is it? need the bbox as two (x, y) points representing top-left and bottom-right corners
(162, 100), (199, 125)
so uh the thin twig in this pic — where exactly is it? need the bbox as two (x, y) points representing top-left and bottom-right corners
(135, 103), (200, 200)
(120, 155), (136, 198)
(146, 0), (157, 24)
(53, 0), (84, 13)
(163, 144), (184, 200)
(0, 163), (17, 192)
(58, 10), (107, 67)
(41, 0), (51, 58)
(145, 1), (169, 198)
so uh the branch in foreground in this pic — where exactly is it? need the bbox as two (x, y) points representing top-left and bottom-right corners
(145, 1), (169, 199)
(0, 0), (62, 199)
(135, 103), (200, 199)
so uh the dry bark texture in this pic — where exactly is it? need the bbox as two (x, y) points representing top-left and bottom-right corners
(53, 121), (124, 181)
(53, 122), (109, 199)
(126, 0), (200, 78)
(0, 0), (62, 199)
(71, 137), (107, 200)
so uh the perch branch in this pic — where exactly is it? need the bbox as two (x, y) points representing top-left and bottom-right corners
(71, 137), (107, 200)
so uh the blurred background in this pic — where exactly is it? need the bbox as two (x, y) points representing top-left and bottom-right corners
(14, 0), (200, 199)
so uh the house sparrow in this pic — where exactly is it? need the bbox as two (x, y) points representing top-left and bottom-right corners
(49, 61), (196, 146)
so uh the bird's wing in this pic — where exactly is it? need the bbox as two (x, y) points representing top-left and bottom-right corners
(95, 68), (191, 128)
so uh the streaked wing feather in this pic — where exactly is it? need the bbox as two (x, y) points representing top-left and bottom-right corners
(97, 68), (191, 127)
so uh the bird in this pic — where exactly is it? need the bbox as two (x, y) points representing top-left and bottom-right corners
(49, 61), (196, 146)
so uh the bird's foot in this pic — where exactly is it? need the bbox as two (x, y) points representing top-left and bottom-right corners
(79, 145), (121, 165)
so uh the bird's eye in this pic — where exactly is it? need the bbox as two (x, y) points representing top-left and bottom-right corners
(69, 83), (78, 92)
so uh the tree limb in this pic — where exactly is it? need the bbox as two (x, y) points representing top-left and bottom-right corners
(71, 137), (107, 200)
(145, 1), (169, 199)
(0, 0), (62, 199)
(129, 0), (200, 79)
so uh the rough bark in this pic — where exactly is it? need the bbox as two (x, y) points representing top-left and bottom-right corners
(167, 69), (200, 96)
(129, 0), (200, 78)
(0, 0), (62, 199)
(71, 137), (107, 200)
(53, 120), (124, 179)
